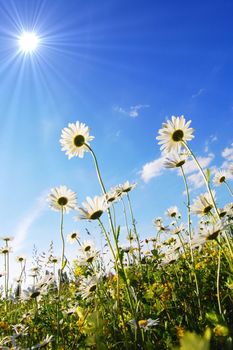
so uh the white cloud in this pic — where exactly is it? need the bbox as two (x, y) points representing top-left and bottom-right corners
(140, 156), (165, 183)
(181, 153), (214, 175)
(204, 135), (217, 152)
(222, 143), (233, 161)
(13, 191), (48, 252)
(192, 88), (205, 99)
(114, 104), (150, 118)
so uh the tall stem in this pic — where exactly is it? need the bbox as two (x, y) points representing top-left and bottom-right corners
(127, 194), (142, 263)
(58, 207), (65, 296)
(98, 219), (116, 261)
(182, 141), (219, 218)
(224, 180), (233, 197)
(216, 248), (224, 319)
(86, 144), (135, 314)
(181, 165), (202, 317)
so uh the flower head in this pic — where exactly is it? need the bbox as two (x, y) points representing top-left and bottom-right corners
(105, 186), (121, 203)
(76, 195), (108, 220)
(16, 256), (26, 263)
(165, 206), (181, 218)
(67, 231), (80, 244)
(164, 152), (188, 168)
(213, 170), (227, 186)
(48, 185), (77, 213)
(48, 255), (60, 264)
(116, 181), (137, 197)
(200, 221), (224, 240)
(78, 275), (100, 299)
(60, 121), (94, 159)
(1, 236), (14, 243)
(0, 246), (12, 254)
(157, 115), (194, 153)
(191, 191), (216, 217)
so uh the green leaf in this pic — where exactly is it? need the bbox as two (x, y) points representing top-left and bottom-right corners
(206, 168), (211, 183)
(172, 329), (211, 350)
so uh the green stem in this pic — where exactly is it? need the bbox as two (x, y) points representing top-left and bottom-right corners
(4, 253), (7, 299)
(86, 144), (135, 314)
(216, 248), (224, 320)
(127, 194), (142, 263)
(181, 165), (202, 316)
(121, 198), (130, 237)
(182, 141), (219, 218)
(58, 207), (65, 296)
(224, 180), (233, 197)
(98, 219), (116, 261)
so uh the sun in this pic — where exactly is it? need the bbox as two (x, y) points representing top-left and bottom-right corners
(19, 32), (40, 54)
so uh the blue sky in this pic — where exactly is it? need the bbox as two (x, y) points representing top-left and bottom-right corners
(0, 0), (233, 276)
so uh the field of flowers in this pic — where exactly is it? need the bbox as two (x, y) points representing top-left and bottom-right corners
(0, 116), (233, 349)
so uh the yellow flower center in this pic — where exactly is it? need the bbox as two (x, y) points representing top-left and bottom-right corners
(172, 129), (184, 142)
(176, 160), (185, 167)
(74, 135), (85, 147)
(203, 205), (212, 214)
(58, 197), (68, 206)
(219, 176), (225, 183)
(138, 320), (148, 328)
(90, 210), (103, 220)
(89, 285), (97, 292)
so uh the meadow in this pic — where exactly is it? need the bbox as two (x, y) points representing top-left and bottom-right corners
(0, 115), (233, 350)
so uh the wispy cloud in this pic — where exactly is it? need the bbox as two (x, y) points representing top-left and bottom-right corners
(13, 191), (48, 251)
(204, 135), (218, 152)
(181, 153), (214, 176)
(114, 104), (150, 118)
(140, 156), (165, 183)
(192, 88), (205, 99)
(222, 143), (233, 161)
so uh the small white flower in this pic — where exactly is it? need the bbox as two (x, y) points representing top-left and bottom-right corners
(31, 335), (53, 349)
(0, 246), (12, 254)
(191, 191), (216, 217)
(213, 170), (227, 186)
(0, 236), (14, 242)
(157, 115), (194, 154)
(165, 206), (181, 218)
(164, 152), (188, 168)
(116, 181), (137, 196)
(76, 195), (108, 220)
(16, 255), (26, 263)
(60, 121), (94, 159)
(67, 231), (80, 244)
(78, 275), (100, 299)
(48, 185), (77, 213)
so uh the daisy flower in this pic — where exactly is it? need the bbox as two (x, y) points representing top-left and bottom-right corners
(165, 206), (181, 218)
(76, 195), (108, 220)
(48, 185), (77, 213)
(60, 121), (94, 159)
(116, 181), (137, 197)
(213, 170), (227, 186)
(200, 221), (224, 240)
(77, 249), (98, 265)
(22, 286), (41, 300)
(67, 231), (80, 244)
(157, 115), (194, 153)
(105, 186), (121, 203)
(79, 240), (95, 252)
(16, 256), (26, 263)
(190, 191), (216, 217)
(48, 255), (60, 264)
(1, 236), (14, 243)
(164, 152), (188, 168)
(0, 246), (12, 254)
(31, 335), (53, 349)
(78, 275), (100, 299)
